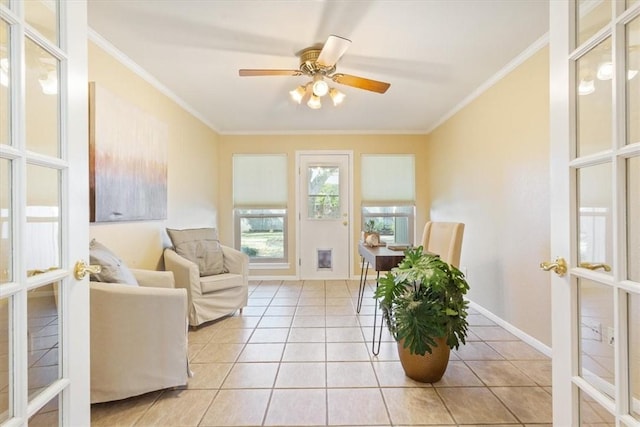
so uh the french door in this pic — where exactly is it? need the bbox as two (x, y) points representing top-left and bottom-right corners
(297, 152), (352, 279)
(549, 0), (640, 425)
(0, 1), (89, 425)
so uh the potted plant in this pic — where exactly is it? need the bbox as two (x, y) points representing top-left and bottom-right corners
(374, 246), (470, 382)
(363, 219), (380, 246)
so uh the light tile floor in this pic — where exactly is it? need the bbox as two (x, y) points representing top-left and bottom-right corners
(91, 279), (557, 426)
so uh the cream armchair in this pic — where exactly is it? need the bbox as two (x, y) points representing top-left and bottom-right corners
(164, 246), (249, 327)
(90, 269), (189, 403)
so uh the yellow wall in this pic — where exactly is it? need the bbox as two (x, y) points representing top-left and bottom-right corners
(88, 41), (220, 269)
(218, 134), (429, 276)
(427, 47), (552, 345)
(87, 37), (553, 346)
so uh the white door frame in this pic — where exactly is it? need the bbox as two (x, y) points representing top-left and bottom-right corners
(295, 150), (353, 279)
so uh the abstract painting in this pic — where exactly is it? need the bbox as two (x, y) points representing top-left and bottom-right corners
(89, 82), (168, 222)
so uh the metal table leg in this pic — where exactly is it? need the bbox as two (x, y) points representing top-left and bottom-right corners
(371, 271), (384, 356)
(356, 256), (369, 313)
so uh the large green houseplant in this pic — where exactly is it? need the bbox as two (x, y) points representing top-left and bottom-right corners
(374, 246), (470, 382)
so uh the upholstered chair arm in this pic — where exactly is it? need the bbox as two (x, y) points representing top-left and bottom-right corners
(164, 248), (201, 295)
(222, 245), (249, 277)
(130, 268), (175, 289)
(89, 281), (188, 403)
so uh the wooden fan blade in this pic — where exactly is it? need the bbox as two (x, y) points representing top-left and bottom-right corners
(317, 35), (351, 67)
(239, 69), (301, 76)
(332, 74), (391, 94)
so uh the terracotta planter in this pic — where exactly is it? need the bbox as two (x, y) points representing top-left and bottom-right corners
(397, 337), (450, 383)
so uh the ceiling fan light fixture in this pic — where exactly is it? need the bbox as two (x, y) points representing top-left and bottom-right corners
(289, 84), (306, 104)
(596, 61), (613, 80)
(329, 87), (345, 106)
(307, 94), (321, 109)
(578, 78), (595, 96)
(38, 69), (58, 95)
(312, 74), (329, 97)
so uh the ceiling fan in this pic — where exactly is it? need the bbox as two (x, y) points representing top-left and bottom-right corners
(238, 35), (391, 109)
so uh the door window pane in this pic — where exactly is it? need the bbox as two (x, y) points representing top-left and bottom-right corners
(25, 0), (58, 46)
(579, 389), (615, 425)
(25, 38), (59, 158)
(578, 163), (613, 273)
(0, 19), (9, 146)
(579, 279), (615, 398)
(27, 283), (59, 402)
(630, 293), (640, 421)
(29, 393), (58, 426)
(0, 158), (10, 283)
(577, 0), (612, 46)
(629, 157), (640, 282)
(0, 298), (9, 423)
(577, 38), (613, 157)
(26, 165), (60, 272)
(307, 166), (339, 219)
(628, 16), (640, 146)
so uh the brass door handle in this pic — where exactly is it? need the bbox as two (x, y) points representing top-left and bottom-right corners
(579, 262), (611, 272)
(540, 257), (567, 276)
(74, 260), (101, 280)
(343, 221), (348, 226)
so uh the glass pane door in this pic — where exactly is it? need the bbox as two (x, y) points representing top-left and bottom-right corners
(0, 1), (89, 425)
(570, 1), (640, 423)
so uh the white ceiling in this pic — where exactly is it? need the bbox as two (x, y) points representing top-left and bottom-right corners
(87, 0), (549, 134)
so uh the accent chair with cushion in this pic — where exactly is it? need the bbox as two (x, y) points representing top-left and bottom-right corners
(420, 221), (465, 268)
(164, 228), (249, 327)
(89, 239), (189, 403)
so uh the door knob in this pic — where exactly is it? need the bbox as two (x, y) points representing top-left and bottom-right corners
(540, 257), (567, 276)
(74, 260), (101, 280)
(343, 221), (348, 226)
(579, 262), (611, 272)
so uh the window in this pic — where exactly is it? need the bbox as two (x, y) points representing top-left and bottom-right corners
(233, 154), (288, 264)
(362, 205), (414, 245)
(234, 209), (287, 262)
(361, 154), (415, 245)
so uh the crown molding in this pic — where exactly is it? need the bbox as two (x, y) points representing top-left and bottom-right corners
(426, 32), (550, 134)
(87, 28), (220, 133)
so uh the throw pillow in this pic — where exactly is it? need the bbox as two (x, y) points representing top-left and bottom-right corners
(166, 228), (228, 276)
(89, 239), (139, 286)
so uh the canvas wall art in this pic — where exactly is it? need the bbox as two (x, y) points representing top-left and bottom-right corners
(89, 82), (168, 222)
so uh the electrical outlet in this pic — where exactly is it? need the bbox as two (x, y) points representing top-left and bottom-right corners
(581, 319), (602, 341)
(607, 327), (615, 346)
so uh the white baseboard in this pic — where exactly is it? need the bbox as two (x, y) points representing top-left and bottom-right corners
(468, 300), (553, 358)
(249, 275), (299, 282)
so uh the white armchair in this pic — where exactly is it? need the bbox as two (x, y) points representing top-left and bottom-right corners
(90, 269), (189, 403)
(164, 245), (249, 327)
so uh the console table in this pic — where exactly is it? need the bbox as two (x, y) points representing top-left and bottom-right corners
(356, 242), (407, 355)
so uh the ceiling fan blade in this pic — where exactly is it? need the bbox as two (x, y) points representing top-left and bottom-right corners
(239, 69), (301, 77)
(317, 35), (351, 67)
(332, 74), (391, 94)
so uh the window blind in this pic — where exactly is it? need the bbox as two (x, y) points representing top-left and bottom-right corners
(233, 154), (287, 207)
(361, 154), (415, 203)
